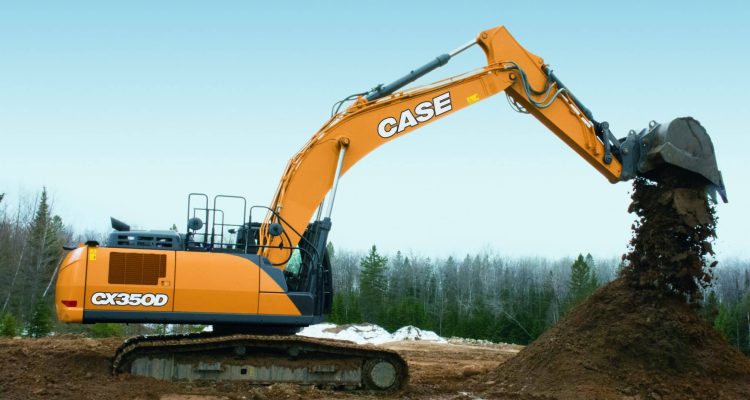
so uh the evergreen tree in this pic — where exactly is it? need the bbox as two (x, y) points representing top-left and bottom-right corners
(25, 188), (65, 319)
(326, 242), (335, 259)
(89, 323), (124, 337)
(585, 253), (599, 292)
(27, 299), (53, 337)
(0, 313), (19, 336)
(329, 292), (346, 323)
(702, 290), (719, 325)
(359, 245), (388, 323)
(724, 292), (750, 355)
(566, 254), (597, 311)
(715, 301), (741, 351)
(328, 290), (363, 324)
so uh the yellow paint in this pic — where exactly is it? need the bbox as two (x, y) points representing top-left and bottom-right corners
(466, 93), (480, 104)
(173, 252), (259, 314)
(88, 248), (96, 261)
(259, 293), (301, 315)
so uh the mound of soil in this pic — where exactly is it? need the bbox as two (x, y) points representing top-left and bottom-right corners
(486, 279), (750, 399)
(487, 172), (750, 400)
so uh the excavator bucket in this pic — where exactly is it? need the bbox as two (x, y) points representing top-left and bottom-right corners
(628, 117), (727, 202)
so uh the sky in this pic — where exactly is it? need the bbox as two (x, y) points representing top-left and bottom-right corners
(1, 1), (748, 259)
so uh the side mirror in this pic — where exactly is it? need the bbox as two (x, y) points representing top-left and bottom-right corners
(188, 217), (204, 231)
(268, 223), (284, 237)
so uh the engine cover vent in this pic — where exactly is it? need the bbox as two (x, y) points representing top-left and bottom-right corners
(108, 252), (166, 285)
(112, 232), (180, 249)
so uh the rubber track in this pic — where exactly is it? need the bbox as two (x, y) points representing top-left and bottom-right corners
(112, 332), (409, 391)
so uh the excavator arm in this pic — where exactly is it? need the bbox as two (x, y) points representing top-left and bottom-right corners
(260, 25), (725, 267)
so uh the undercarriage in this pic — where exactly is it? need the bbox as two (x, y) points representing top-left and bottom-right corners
(112, 332), (408, 391)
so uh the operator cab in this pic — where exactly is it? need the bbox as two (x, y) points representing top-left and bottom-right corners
(103, 193), (329, 308)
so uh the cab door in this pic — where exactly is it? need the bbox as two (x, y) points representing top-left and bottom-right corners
(84, 247), (176, 312)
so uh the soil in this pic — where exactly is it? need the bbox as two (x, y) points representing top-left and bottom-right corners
(0, 335), (519, 400)
(486, 172), (750, 399)
(485, 279), (750, 400)
(621, 171), (717, 302)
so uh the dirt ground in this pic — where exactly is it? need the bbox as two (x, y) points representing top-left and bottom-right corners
(0, 335), (521, 400)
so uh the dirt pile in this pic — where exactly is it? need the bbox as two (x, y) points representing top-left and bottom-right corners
(486, 279), (750, 399)
(486, 173), (750, 400)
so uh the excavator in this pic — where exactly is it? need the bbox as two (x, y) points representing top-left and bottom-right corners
(54, 25), (726, 391)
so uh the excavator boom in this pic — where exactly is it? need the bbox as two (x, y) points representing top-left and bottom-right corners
(262, 25), (725, 266)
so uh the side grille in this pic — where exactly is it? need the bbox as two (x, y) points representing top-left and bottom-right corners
(108, 252), (166, 285)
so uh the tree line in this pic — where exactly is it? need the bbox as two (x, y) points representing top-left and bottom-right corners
(0, 190), (69, 337)
(328, 245), (750, 353)
(1, 189), (749, 356)
(328, 245), (610, 345)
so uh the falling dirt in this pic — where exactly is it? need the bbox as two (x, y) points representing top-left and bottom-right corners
(486, 171), (750, 399)
(621, 169), (717, 303)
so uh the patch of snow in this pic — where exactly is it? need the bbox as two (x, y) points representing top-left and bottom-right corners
(297, 323), (447, 345)
(391, 325), (447, 343)
(295, 322), (337, 340)
(297, 323), (392, 345)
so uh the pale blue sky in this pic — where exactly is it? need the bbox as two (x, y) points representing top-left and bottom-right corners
(1, 1), (748, 259)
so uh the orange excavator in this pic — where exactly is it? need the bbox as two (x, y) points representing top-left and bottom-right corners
(54, 25), (725, 391)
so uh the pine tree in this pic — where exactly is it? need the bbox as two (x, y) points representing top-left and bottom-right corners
(0, 313), (19, 336)
(566, 254), (597, 311)
(326, 242), (335, 259)
(329, 292), (346, 323)
(89, 323), (124, 338)
(25, 188), (65, 319)
(702, 290), (719, 325)
(735, 292), (750, 355)
(585, 253), (599, 292)
(359, 245), (388, 323)
(715, 301), (743, 352)
(27, 299), (53, 337)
